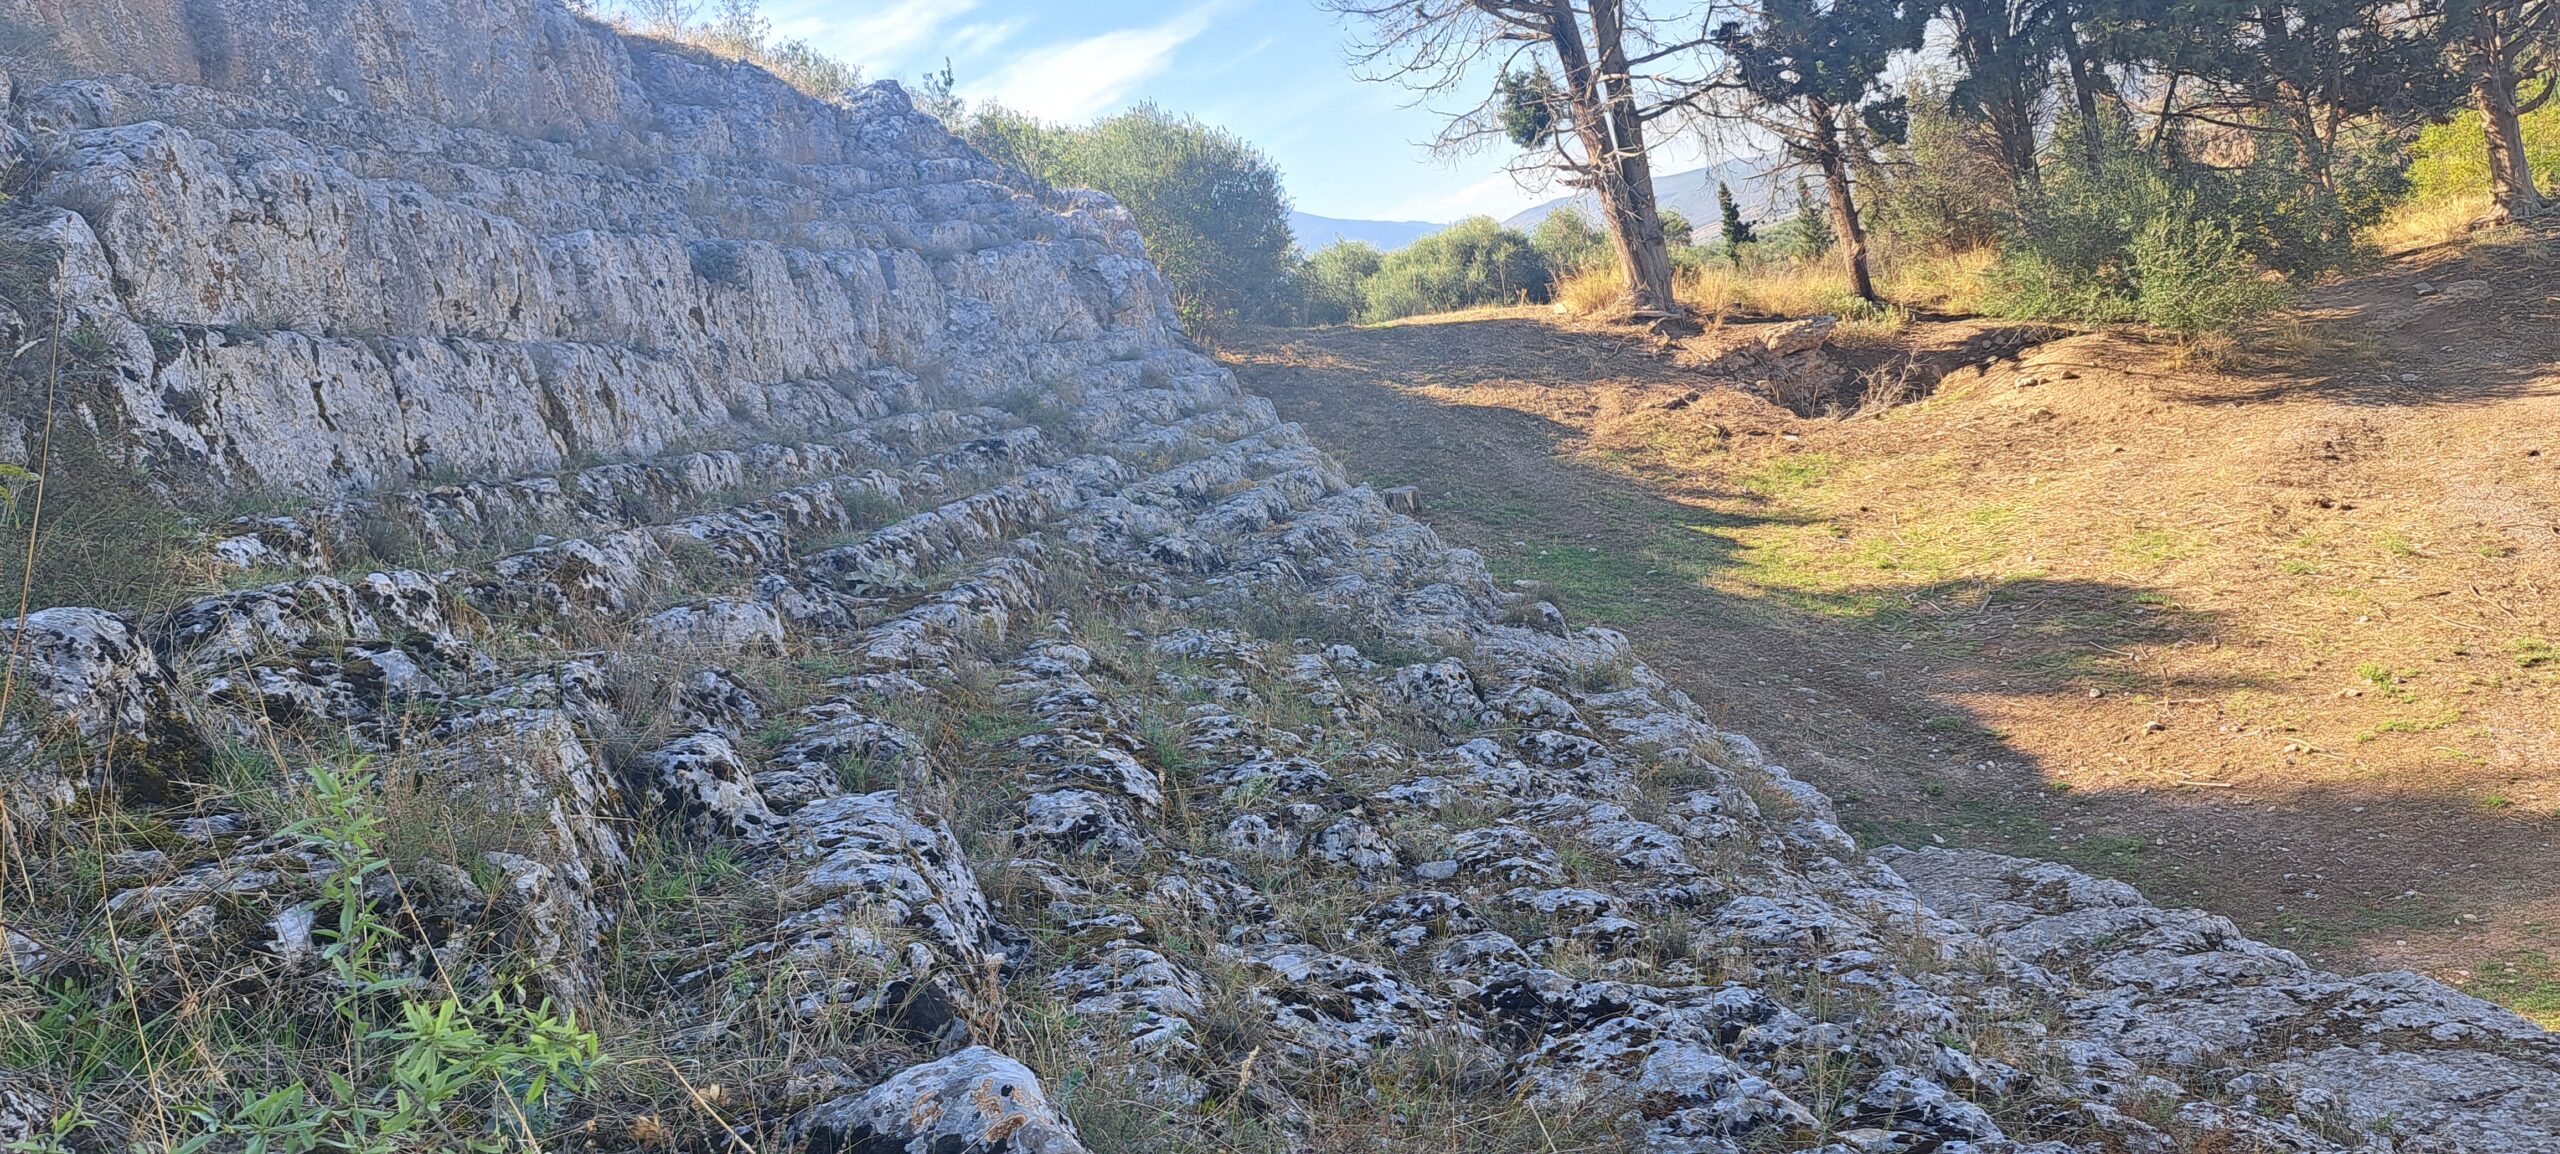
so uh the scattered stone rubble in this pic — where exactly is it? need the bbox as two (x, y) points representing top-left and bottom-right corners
(0, 1), (2550, 1151)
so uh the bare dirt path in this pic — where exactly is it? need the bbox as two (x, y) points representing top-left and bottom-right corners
(1223, 265), (2560, 1020)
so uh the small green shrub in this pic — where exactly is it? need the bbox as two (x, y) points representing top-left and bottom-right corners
(2217, 130), (2404, 278)
(968, 104), (1298, 333)
(1362, 217), (1548, 321)
(1863, 89), (2010, 252)
(1980, 248), (2138, 325)
(1984, 152), (2289, 334)
(2129, 213), (2287, 335)
(7, 764), (605, 1153)
(1293, 239), (1383, 326)
(1528, 207), (1610, 280)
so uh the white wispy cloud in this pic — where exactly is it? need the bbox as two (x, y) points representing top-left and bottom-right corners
(966, 3), (1224, 122)
(1391, 170), (1551, 224)
(948, 18), (1025, 57)
(772, 0), (983, 71)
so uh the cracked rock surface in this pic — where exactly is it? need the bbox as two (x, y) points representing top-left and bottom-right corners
(0, 1), (2549, 1151)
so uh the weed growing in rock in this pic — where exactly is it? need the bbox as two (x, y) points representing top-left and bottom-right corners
(2, 762), (603, 1153)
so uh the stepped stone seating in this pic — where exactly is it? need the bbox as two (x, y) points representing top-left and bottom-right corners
(0, 1), (2551, 1151)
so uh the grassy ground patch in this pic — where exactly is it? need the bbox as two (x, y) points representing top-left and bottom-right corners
(1228, 283), (2560, 1023)
(2463, 951), (2560, 1028)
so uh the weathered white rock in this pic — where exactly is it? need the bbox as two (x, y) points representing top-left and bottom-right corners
(1387, 658), (1487, 727)
(0, 607), (204, 804)
(634, 730), (779, 841)
(791, 1046), (1088, 1154)
(1223, 942), (1452, 1057)
(635, 598), (787, 655)
(767, 792), (1016, 1026)
(1758, 315), (1838, 355)
(2, 4), (2551, 1149)
(1884, 846), (2560, 1152)
(1016, 788), (1148, 861)
(0, 1070), (56, 1148)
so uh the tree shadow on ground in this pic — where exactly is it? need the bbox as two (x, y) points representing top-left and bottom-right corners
(1230, 323), (2560, 987)
(2157, 237), (2560, 409)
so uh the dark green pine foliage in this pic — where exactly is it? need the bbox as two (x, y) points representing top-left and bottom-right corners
(2096, 0), (2465, 175)
(1715, 0), (1928, 299)
(1497, 67), (1562, 149)
(1717, 181), (1754, 265)
(1713, 0), (1927, 148)
(1794, 179), (1835, 256)
(1940, 0), (2062, 189)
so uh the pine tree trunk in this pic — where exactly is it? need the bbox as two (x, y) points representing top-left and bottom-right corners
(1812, 105), (1877, 304)
(1608, 159), (1681, 316)
(1993, 98), (2041, 194)
(1548, 1), (1679, 317)
(2473, 27), (2544, 222)
(2062, 32), (2104, 175)
(1951, 9), (2042, 191)
(1592, 0), (1678, 316)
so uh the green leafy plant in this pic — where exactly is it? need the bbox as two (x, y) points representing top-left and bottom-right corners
(1529, 208), (1611, 281)
(1362, 217), (1548, 321)
(1293, 240), (1384, 326)
(1984, 139), (2292, 334)
(13, 763), (604, 1154)
(966, 103), (1298, 333)
(2130, 211), (2287, 335)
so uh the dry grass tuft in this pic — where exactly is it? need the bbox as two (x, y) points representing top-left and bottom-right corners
(1549, 265), (1632, 316)
(1552, 249), (1993, 346)
(2367, 191), (2497, 255)
(2181, 310), (2384, 375)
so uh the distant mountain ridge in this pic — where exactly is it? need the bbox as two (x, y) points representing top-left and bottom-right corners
(1294, 160), (1792, 254)
(1288, 212), (1443, 252)
(1502, 160), (1790, 233)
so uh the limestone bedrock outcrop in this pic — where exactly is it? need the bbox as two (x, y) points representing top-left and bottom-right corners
(2, 0), (1170, 494)
(0, 1), (2551, 1151)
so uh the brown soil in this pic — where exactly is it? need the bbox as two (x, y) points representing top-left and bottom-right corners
(1221, 237), (2560, 1013)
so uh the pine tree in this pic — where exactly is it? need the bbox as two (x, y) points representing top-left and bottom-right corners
(1717, 181), (1754, 266)
(1794, 178), (1835, 257)
(1713, 0), (1925, 300)
(1328, 0), (1699, 316)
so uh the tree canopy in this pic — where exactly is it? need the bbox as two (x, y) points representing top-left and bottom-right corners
(967, 104), (1298, 332)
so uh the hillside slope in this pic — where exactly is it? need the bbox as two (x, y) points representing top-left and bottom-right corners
(0, 2), (2552, 1152)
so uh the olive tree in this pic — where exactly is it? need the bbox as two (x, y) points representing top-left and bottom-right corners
(965, 104), (1299, 332)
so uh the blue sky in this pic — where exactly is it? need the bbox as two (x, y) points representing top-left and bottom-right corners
(755, 0), (1720, 222)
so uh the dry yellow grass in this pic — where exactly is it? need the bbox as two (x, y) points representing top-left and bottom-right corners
(1554, 248), (1993, 344)
(1680, 260), (1870, 319)
(2368, 191), (2495, 255)
(1551, 265), (1635, 315)
(1231, 287), (2560, 1011)
(1881, 246), (1998, 311)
